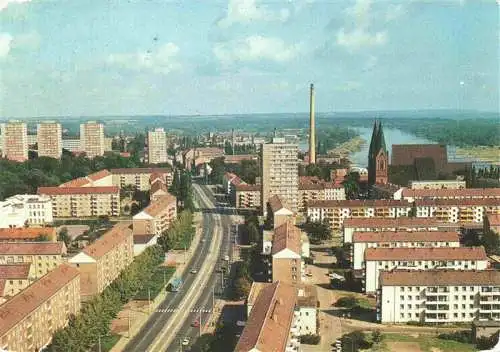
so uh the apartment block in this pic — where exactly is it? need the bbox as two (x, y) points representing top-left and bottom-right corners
(415, 199), (500, 224)
(267, 195), (295, 230)
(80, 121), (105, 158)
(62, 138), (81, 153)
(364, 246), (489, 293)
(235, 281), (300, 352)
(111, 168), (173, 191)
(133, 194), (177, 236)
(182, 147), (224, 170)
(307, 200), (412, 232)
(69, 223), (133, 298)
(298, 176), (346, 214)
(397, 188), (500, 203)
(342, 217), (460, 244)
(0, 264), (80, 352)
(272, 221), (304, 285)
(247, 282), (318, 336)
(0, 194), (53, 228)
(0, 242), (66, 278)
(261, 138), (299, 215)
(378, 270), (500, 324)
(0, 264), (35, 304)
(408, 180), (466, 190)
(1, 121), (28, 162)
(352, 231), (461, 270)
(38, 186), (120, 218)
(59, 169), (113, 188)
(150, 180), (169, 202)
(234, 184), (261, 209)
(0, 227), (57, 242)
(37, 121), (62, 159)
(147, 128), (168, 164)
(223, 172), (243, 195)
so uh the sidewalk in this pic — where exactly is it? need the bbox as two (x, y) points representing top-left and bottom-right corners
(110, 211), (204, 352)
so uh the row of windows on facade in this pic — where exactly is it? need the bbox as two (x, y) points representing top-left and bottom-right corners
(377, 260), (477, 267)
(399, 286), (499, 293)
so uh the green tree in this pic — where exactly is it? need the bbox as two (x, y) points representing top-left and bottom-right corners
(371, 330), (383, 345)
(303, 220), (331, 244)
(234, 276), (251, 299)
(482, 230), (500, 255)
(247, 223), (260, 245)
(58, 227), (71, 247)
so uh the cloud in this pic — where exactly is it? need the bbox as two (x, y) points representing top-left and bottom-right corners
(217, 0), (290, 28)
(0, 0), (31, 11)
(107, 43), (181, 74)
(213, 36), (300, 64)
(0, 33), (13, 58)
(334, 0), (391, 51)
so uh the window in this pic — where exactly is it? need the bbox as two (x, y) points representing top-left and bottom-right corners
(469, 304), (474, 309)
(400, 287), (405, 292)
(400, 296), (404, 300)
(454, 287), (459, 292)
(462, 287), (466, 291)
(400, 304), (404, 309)
(462, 304), (466, 309)
(470, 295), (474, 300)
(453, 313), (458, 318)
(400, 313), (404, 318)
(408, 296), (412, 300)
(454, 295), (459, 300)
(454, 304), (458, 309)
(462, 295), (466, 300)
(408, 304), (412, 309)
(470, 287), (474, 292)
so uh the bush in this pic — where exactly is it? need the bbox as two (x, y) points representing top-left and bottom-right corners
(341, 331), (372, 351)
(335, 295), (358, 308)
(300, 334), (321, 345)
(406, 321), (425, 326)
(438, 330), (472, 344)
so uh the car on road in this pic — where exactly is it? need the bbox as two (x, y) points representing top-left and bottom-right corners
(182, 338), (190, 346)
(201, 238), (206, 242)
(224, 255), (230, 261)
(191, 320), (200, 328)
(190, 269), (198, 274)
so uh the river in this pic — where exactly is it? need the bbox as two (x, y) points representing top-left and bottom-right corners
(300, 127), (483, 168)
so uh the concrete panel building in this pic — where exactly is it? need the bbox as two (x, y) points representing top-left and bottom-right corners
(0, 242), (66, 278)
(111, 168), (173, 191)
(147, 128), (168, 164)
(0, 194), (53, 228)
(415, 198), (500, 224)
(352, 231), (461, 270)
(364, 246), (489, 293)
(69, 223), (133, 298)
(408, 180), (466, 190)
(80, 121), (105, 158)
(234, 183), (261, 209)
(398, 188), (500, 203)
(261, 138), (299, 215)
(0, 263), (35, 304)
(298, 176), (346, 214)
(1, 121), (28, 162)
(37, 121), (62, 159)
(378, 270), (500, 324)
(38, 186), (120, 218)
(0, 264), (80, 352)
(133, 194), (177, 236)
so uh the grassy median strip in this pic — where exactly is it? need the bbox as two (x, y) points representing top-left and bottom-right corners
(135, 266), (176, 300)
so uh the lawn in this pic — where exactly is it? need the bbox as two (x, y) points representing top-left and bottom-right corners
(135, 266), (176, 300)
(381, 333), (475, 352)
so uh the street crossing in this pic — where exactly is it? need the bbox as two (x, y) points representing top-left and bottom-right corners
(155, 308), (212, 313)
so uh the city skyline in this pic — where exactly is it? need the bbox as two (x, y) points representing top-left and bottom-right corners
(1, 0), (498, 118)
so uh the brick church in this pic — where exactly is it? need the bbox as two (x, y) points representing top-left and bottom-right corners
(368, 120), (388, 186)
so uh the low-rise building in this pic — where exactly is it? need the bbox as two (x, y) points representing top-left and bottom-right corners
(68, 223), (133, 298)
(235, 281), (300, 352)
(234, 183), (261, 209)
(0, 264), (35, 304)
(0, 242), (66, 278)
(408, 180), (466, 190)
(267, 195), (295, 229)
(38, 186), (120, 218)
(307, 200), (412, 232)
(298, 176), (346, 214)
(342, 217), (460, 244)
(0, 194), (53, 228)
(133, 194), (177, 236)
(0, 227), (57, 242)
(247, 282), (318, 336)
(111, 168), (173, 191)
(365, 246), (489, 293)
(59, 169), (113, 188)
(485, 213), (500, 235)
(415, 198), (500, 224)
(378, 270), (500, 324)
(0, 264), (80, 352)
(272, 221), (304, 285)
(352, 231), (461, 270)
(397, 188), (500, 203)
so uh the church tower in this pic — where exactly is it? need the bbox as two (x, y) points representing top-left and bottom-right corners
(368, 120), (388, 185)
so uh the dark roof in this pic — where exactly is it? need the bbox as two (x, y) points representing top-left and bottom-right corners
(133, 234), (156, 244)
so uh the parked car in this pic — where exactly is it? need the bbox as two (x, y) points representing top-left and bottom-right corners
(191, 320), (200, 328)
(182, 338), (190, 346)
(224, 255), (230, 261)
(190, 269), (198, 274)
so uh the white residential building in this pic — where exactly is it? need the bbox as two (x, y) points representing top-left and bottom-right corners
(62, 138), (81, 153)
(147, 128), (168, 164)
(80, 122), (105, 158)
(364, 247), (489, 293)
(0, 195), (53, 228)
(408, 180), (466, 190)
(351, 231), (460, 270)
(342, 217), (460, 244)
(415, 199), (500, 224)
(378, 270), (500, 324)
(37, 121), (62, 159)
(397, 188), (500, 203)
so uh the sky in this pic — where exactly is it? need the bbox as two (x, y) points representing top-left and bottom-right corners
(0, 0), (498, 117)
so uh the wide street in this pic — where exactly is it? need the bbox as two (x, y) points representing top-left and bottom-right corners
(123, 183), (236, 352)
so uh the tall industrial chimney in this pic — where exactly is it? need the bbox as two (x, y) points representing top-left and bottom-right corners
(308, 83), (316, 164)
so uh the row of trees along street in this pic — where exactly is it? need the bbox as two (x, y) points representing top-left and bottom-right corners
(47, 246), (164, 351)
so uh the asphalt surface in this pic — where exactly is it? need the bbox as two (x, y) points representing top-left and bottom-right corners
(123, 184), (235, 352)
(165, 185), (237, 352)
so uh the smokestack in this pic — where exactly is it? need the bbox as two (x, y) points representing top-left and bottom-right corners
(309, 83), (316, 164)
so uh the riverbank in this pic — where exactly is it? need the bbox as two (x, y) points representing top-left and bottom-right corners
(454, 146), (500, 165)
(327, 136), (366, 159)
